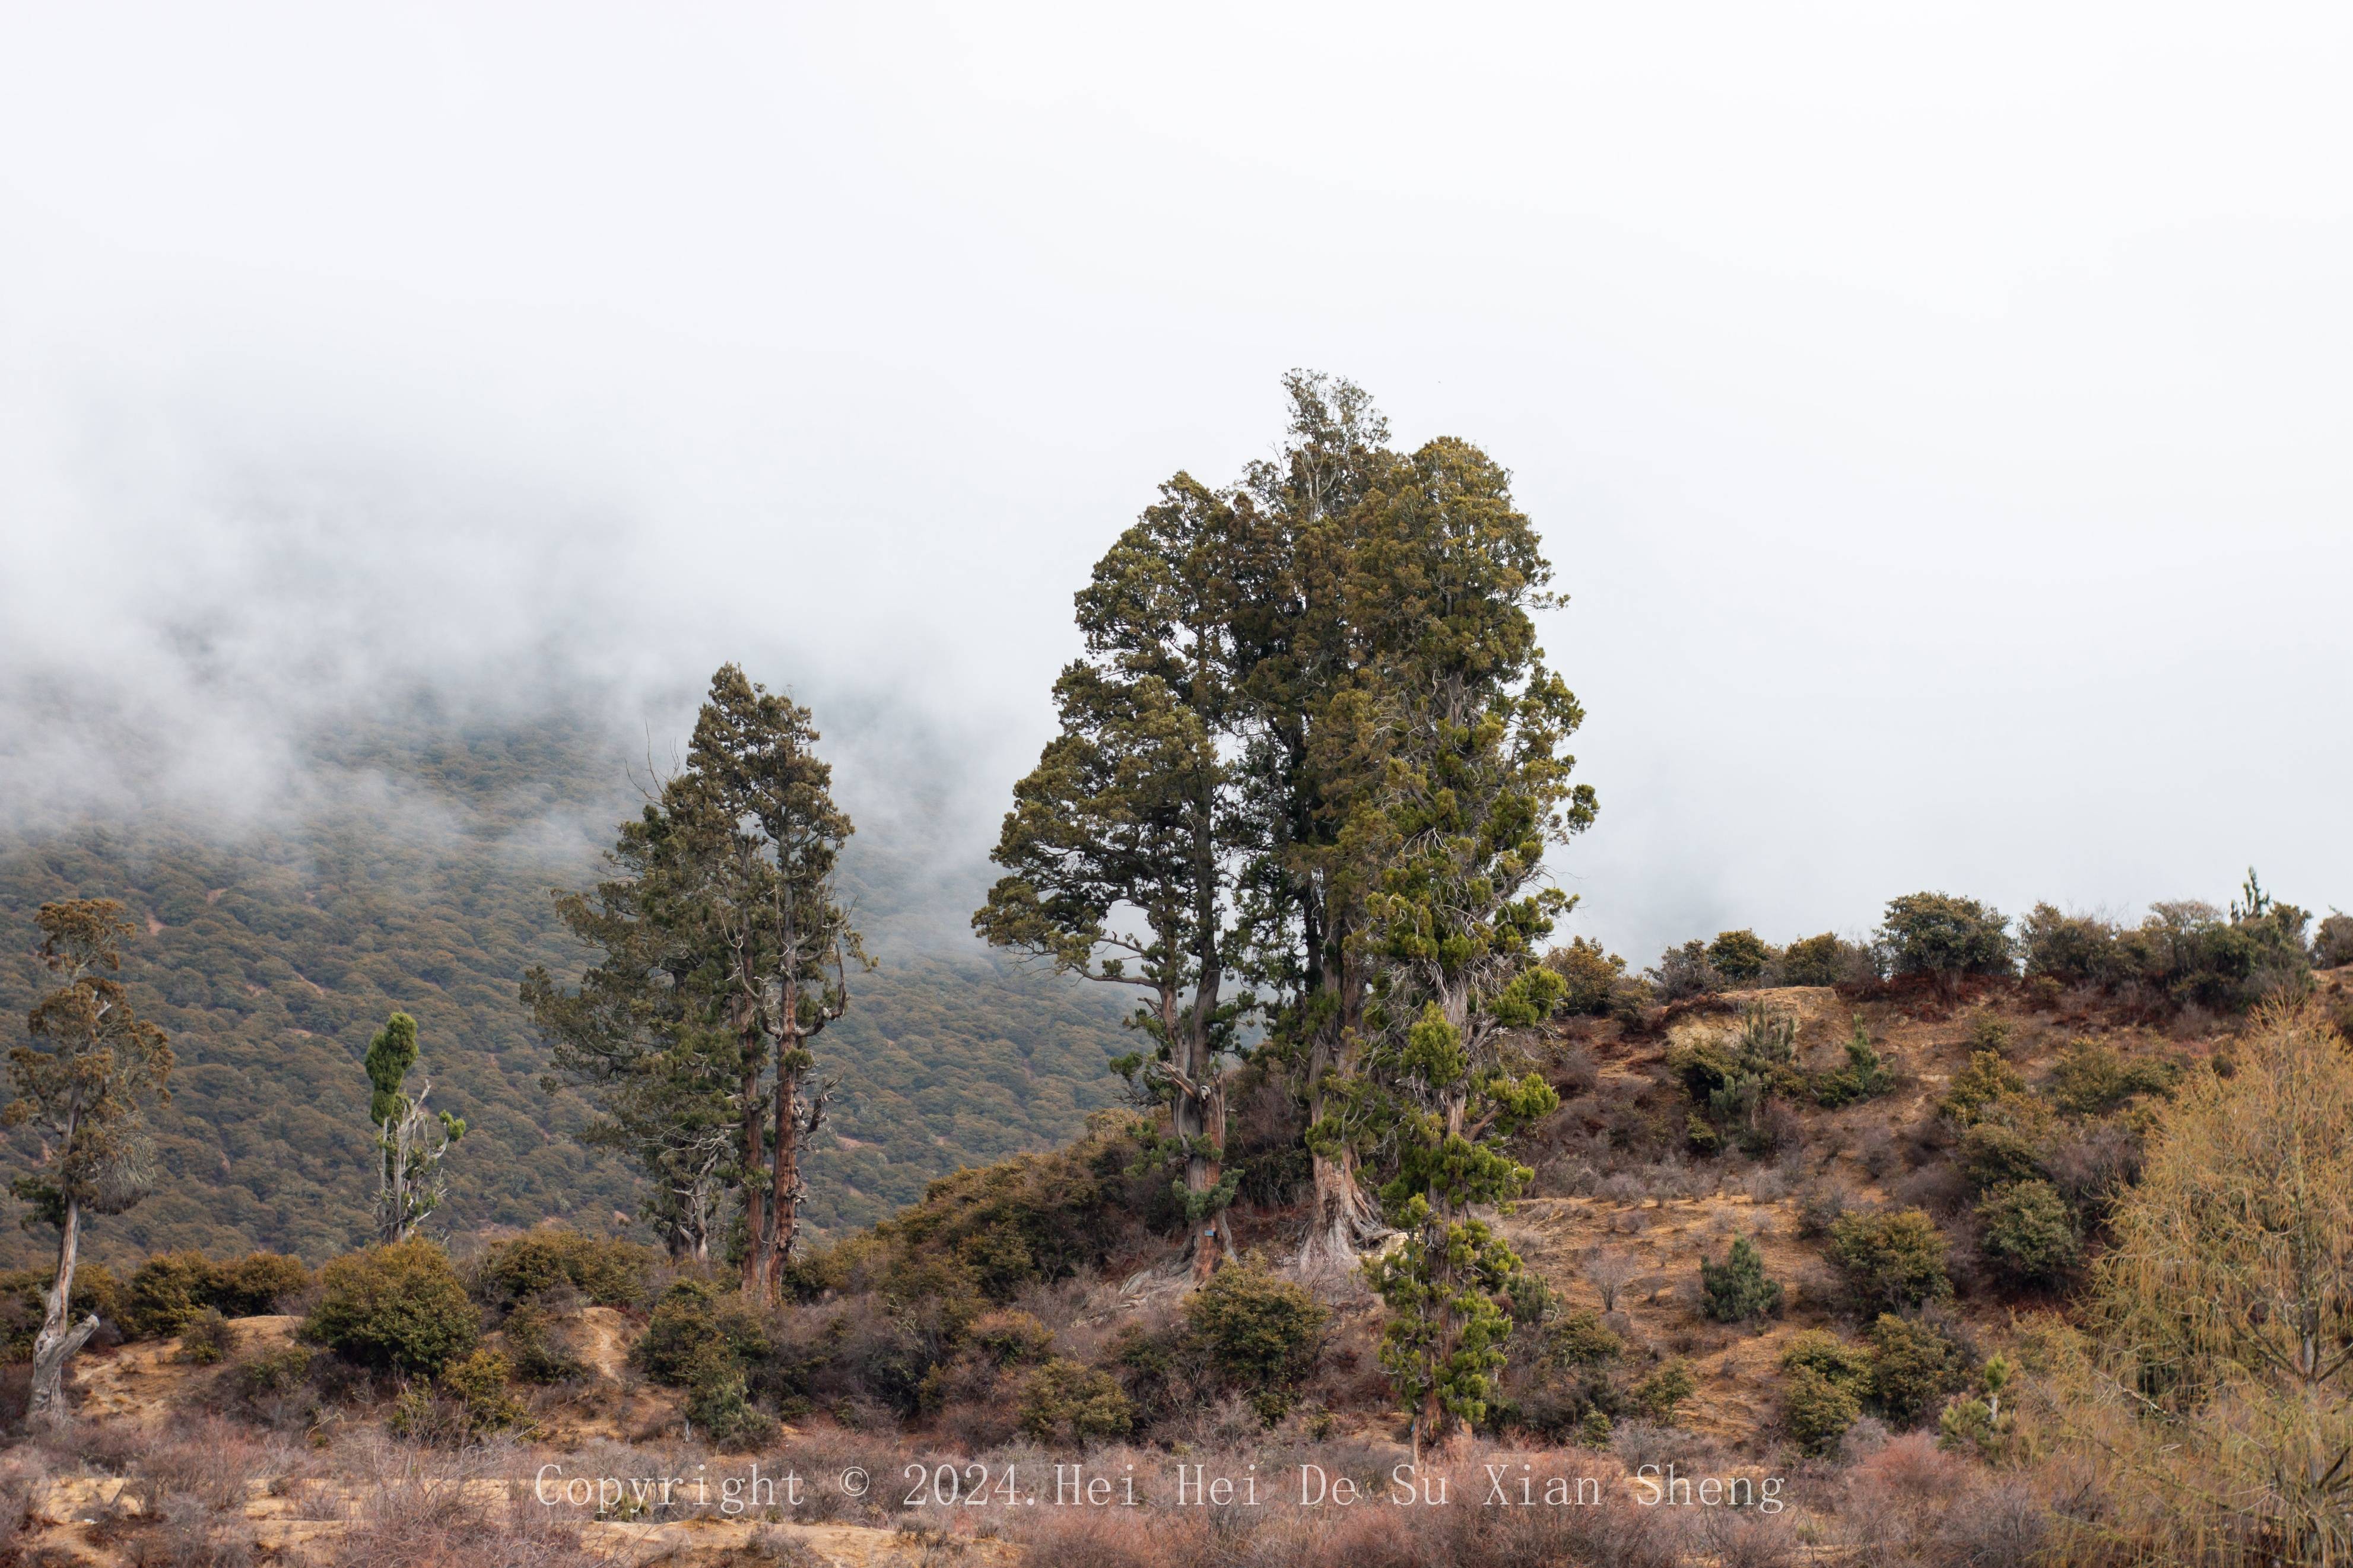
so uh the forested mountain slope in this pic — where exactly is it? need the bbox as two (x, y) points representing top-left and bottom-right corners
(0, 712), (1133, 1267)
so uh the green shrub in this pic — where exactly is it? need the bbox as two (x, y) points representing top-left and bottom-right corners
(1879, 893), (2015, 981)
(1698, 1237), (1782, 1323)
(1707, 930), (1773, 984)
(501, 1303), (585, 1383)
(305, 1239), (480, 1375)
(1867, 1313), (1969, 1426)
(390, 1347), (535, 1443)
(1828, 1208), (1952, 1315)
(1647, 940), (1724, 1001)
(1958, 1119), (2048, 1192)
(1780, 1330), (1872, 1391)
(2316, 912), (2353, 970)
(1018, 1358), (1133, 1444)
(120, 1252), (217, 1340)
(1783, 1366), (1861, 1453)
(1544, 937), (1627, 1016)
(967, 1308), (1054, 1366)
(1815, 1019), (1895, 1107)
(1543, 1308), (1623, 1368)
(475, 1227), (654, 1309)
(174, 1308), (239, 1366)
(634, 1278), (769, 1386)
(2049, 1041), (2178, 1117)
(1, 1264), (119, 1360)
(1781, 933), (1871, 987)
(1184, 1258), (1327, 1388)
(211, 1254), (313, 1316)
(239, 1343), (315, 1398)
(1631, 1359), (1695, 1424)
(2020, 905), (2122, 986)
(1936, 1356), (2022, 1462)
(1975, 1179), (2079, 1287)
(1942, 1051), (2028, 1125)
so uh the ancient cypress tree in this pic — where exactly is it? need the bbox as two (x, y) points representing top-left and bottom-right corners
(4, 901), (173, 1428)
(363, 1010), (467, 1243)
(1342, 434), (1597, 1455)
(976, 476), (1252, 1284)
(526, 664), (860, 1298)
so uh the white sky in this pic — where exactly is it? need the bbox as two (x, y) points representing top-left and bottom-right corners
(2, 2), (2348, 962)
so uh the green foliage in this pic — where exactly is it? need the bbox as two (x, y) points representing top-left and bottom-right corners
(1814, 1017), (1894, 1107)
(1543, 1308), (1623, 1368)
(1018, 1357), (1134, 1444)
(1974, 1179), (2079, 1287)
(2019, 905), (2125, 986)
(305, 1239), (479, 1375)
(1782, 1366), (1861, 1453)
(2019, 877), (2313, 1013)
(633, 1278), (768, 1386)
(1184, 1256), (1328, 1388)
(117, 1250), (313, 1338)
(1646, 940), (1723, 1001)
(0, 1264), (117, 1360)
(1631, 1359), (1695, 1423)
(239, 1343), (314, 1398)
(1780, 932), (1866, 987)
(0, 714), (1139, 1270)
(172, 1308), (238, 1366)
(475, 1227), (654, 1309)
(965, 1309), (1053, 1366)
(1698, 1236), (1783, 1322)
(1782, 1329), (1872, 1390)
(2049, 1040), (2178, 1117)
(1542, 937), (1625, 1017)
(1958, 1119), (2048, 1192)
(391, 1347), (534, 1443)
(1706, 930), (1773, 984)
(1866, 1313), (1970, 1426)
(1937, 1352), (2023, 1463)
(1672, 1006), (1803, 1152)
(1878, 893), (2015, 980)
(1942, 1050), (2028, 1125)
(2317, 912), (2353, 970)
(500, 1302), (584, 1383)
(1828, 1208), (1952, 1315)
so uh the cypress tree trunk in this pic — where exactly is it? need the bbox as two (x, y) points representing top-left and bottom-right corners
(738, 1007), (770, 1301)
(27, 1195), (99, 1430)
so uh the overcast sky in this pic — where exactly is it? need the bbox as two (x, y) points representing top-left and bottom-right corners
(3, 3), (2348, 962)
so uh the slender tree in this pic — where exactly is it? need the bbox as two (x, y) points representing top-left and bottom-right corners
(5, 900), (173, 1429)
(363, 1010), (467, 1243)
(977, 476), (1252, 1284)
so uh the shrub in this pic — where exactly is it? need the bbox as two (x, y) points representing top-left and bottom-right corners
(1544, 1308), (1624, 1367)
(437, 1347), (534, 1438)
(1706, 930), (1773, 984)
(1828, 1208), (1952, 1315)
(211, 1254), (313, 1316)
(1783, 1366), (1860, 1453)
(120, 1252), (217, 1340)
(1974, 1179), (2079, 1287)
(1544, 937), (1627, 1016)
(1958, 1119), (2047, 1192)
(2316, 912), (2353, 970)
(501, 1302), (584, 1383)
(966, 1308), (1054, 1366)
(239, 1343), (315, 1398)
(1866, 1313), (1968, 1426)
(174, 1308), (239, 1366)
(1184, 1257), (1327, 1388)
(1, 1263), (118, 1359)
(2019, 904), (2123, 985)
(634, 1278), (768, 1386)
(1782, 932), (1874, 986)
(475, 1227), (653, 1309)
(1942, 1051), (2028, 1125)
(1646, 940), (1724, 1001)
(1698, 1237), (1782, 1323)
(305, 1239), (480, 1375)
(1631, 1359), (1695, 1423)
(1782, 1329), (1872, 1389)
(1814, 1018), (1895, 1107)
(1879, 893), (2015, 981)
(1018, 1357), (1133, 1443)
(2049, 1040), (2177, 1117)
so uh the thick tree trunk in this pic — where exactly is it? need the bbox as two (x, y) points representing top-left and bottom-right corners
(1295, 955), (1387, 1279)
(1185, 1076), (1234, 1286)
(27, 1197), (98, 1430)
(767, 1049), (801, 1290)
(738, 1021), (769, 1302)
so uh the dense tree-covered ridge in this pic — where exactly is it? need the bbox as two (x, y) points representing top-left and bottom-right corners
(0, 713), (1133, 1266)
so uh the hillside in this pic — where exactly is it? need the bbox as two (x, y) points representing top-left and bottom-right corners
(0, 711), (1136, 1268)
